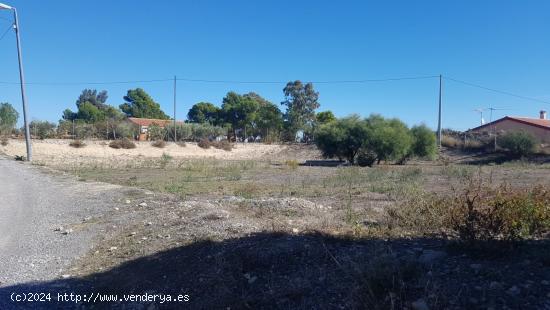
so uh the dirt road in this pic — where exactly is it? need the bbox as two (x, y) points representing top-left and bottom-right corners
(0, 157), (121, 287)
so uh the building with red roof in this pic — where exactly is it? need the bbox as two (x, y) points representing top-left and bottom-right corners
(127, 117), (185, 141)
(468, 111), (550, 144)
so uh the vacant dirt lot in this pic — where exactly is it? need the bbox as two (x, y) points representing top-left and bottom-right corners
(0, 139), (322, 165)
(0, 141), (548, 309)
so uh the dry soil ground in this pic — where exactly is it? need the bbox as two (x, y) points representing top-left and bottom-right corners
(0, 139), (548, 309)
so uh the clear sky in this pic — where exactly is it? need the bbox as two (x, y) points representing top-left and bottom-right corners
(0, 0), (549, 130)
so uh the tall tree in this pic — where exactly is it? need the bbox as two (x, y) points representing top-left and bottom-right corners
(187, 102), (220, 124)
(76, 89), (108, 110)
(119, 88), (169, 119)
(256, 102), (283, 140)
(221, 92), (259, 140)
(62, 89), (111, 123)
(316, 111), (336, 125)
(0, 102), (19, 134)
(281, 81), (320, 140)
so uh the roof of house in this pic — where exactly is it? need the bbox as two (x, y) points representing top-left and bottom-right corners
(127, 117), (185, 127)
(469, 116), (550, 132)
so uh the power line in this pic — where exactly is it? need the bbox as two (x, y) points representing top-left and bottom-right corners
(0, 15), (11, 23)
(0, 23), (12, 41)
(175, 75), (439, 84)
(0, 74), (547, 108)
(0, 78), (173, 85)
(444, 76), (550, 105)
(0, 75), (439, 86)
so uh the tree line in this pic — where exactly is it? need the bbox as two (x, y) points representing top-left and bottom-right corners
(1, 81), (441, 166)
(1, 80), (328, 142)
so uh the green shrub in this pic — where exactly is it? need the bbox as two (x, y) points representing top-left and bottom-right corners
(315, 115), (368, 163)
(148, 124), (166, 141)
(498, 131), (536, 157)
(410, 124), (437, 159)
(114, 122), (136, 139)
(109, 138), (136, 149)
(316, 114), (417, 165)
(73, 122), (97, 139)
(165, 124), (192, 141)
(367, 116), (412, 163)
(29, 120), (56, 139)
(151, 140), (166, 148)
(69, 140), (86, 148)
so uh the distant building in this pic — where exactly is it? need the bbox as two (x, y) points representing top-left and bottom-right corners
(127, 117), (184, 141)
(468, 111), (550, 144)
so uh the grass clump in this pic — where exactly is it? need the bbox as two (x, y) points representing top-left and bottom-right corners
(109, 138), (136, 149)
(284, 159), (299, 170)
(388, 175), (550, 244)
(447, 181), (549, 242)
(197, 139), (211, 149)
(69, 140), (86, 148)
(151, 140), (166, 148)
(160, 152), (173, 168)
(0, 137), (8, 146)
(177, 141), (186, 147)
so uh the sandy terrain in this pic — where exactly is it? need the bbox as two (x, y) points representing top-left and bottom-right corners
(0, 139), (320, 166)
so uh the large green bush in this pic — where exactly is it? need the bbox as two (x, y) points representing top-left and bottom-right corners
(165, 124), (192, 141)
(498, 131), (536, 157)
(367, 116), (412, 164)
(410, 124), (437, 160)
(29, 121), (56, 139)
(315, 115), (368, 163)
(315, 114), (431, 165)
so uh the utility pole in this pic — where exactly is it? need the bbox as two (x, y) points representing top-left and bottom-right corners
(437, 74), (442, 148)
(173, 75), (177, 142)
(1, 3), (32, 161)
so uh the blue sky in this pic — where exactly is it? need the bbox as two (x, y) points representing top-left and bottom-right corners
(0, 0), (549, 130)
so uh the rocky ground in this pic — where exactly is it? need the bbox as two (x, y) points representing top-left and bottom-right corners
(0, 145), (548, 309)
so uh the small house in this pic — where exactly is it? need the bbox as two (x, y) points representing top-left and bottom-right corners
(127, 117), (185, 141)
(468, 111), (550, 144)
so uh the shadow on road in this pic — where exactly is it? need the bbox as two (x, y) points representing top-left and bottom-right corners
(0, 232), (548, 309)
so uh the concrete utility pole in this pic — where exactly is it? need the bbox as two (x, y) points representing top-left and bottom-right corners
(173, 75), (177, 142)
(437, 74), (443, 148)
(0, 3), (32, 161)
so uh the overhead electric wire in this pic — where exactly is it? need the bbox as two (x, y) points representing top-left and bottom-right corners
(175, 75), (439, 84)
(0, 74), (547, 107)
(0, 75), (439, 86)
(0, 78), (173, 85)
(0, 23), (12, 41)
(445, 76), (550, 105)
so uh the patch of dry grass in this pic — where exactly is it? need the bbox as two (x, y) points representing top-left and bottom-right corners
(69, 140), (86, 148)
(151, 140), (166, 148)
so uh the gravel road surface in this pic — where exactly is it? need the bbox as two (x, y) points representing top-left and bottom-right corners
(0, 157), (121, 287)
